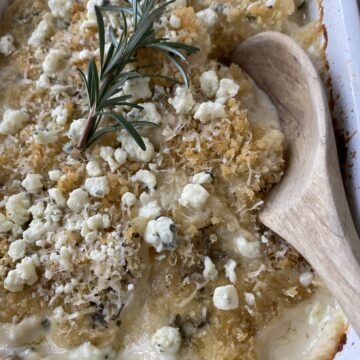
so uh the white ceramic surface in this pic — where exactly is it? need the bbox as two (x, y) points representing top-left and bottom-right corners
(322, 0), (360, 234)
(336, 328), (360, 360)
(320, 0), (360, 358)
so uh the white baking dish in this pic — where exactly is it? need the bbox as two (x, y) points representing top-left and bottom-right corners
(322, 0), (360, 235)
(0, 0), (359, 358)
(320, 0), (360, 357)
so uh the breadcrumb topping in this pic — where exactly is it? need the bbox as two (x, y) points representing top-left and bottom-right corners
(0, 0), (325, 358)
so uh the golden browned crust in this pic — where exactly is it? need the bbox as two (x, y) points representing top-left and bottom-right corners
(0, 0), (349, 358)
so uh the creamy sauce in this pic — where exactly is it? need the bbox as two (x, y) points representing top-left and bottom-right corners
(244, 77), (281, 130)
(0, 317), (47, 356)
(0, 318), (116, 359)
(0, 292), (345, 360)
(257, 288), (345, 360)
(117, 335), (164, 360)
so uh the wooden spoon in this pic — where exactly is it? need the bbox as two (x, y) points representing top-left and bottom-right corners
(232, 31), (360, 335)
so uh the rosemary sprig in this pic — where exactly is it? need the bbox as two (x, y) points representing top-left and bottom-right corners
(77, 0), (199, 150)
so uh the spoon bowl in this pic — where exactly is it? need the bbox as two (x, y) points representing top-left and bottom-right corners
(232, 31), (360, 335)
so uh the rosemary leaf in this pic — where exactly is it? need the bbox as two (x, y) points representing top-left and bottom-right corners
(95, 6), (105, 68)
(164, 53), (190, 88)
(76, 0), (199, 150)
(77, 68), (92, 108)
(102, 43), (115, 75)
(109, 26), (119, 47)
(131, 121), (160, 128)
(101, 112), (146, 150)
(87, 125), (122, 147)
(89, 60), (100, 105)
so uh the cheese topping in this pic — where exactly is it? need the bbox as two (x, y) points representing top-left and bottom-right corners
(0, 109), (29, 136)
(86, 160), (102, 177)
(203, 256), (218, 281)
(121, 192), (137, 208)
(200, 70), (219, 97)
(28, 13), (55, 47)
(144, 216), (177, 252)
(178, 183), (209, 208)
(4, 256), (38, 292)
(0, 33), (15, 56)
(194, 101), (225, 123)
(0, 214), (12, 233)
(196, 8), (219, 29)
(123, 77), (152, 102)
(100, 146), (121, 173)
(215, 78), (240, 104)
(151, 326), (181, 355)
(51, 105), (70, 126)
(299, 271), (314, 287)
(48, 0), (73, 20)
(21, 174), (43, 194)
(36, 73), (51, 89)
(118, 133), (155, 162)
(8, 240), (26, 261)
(84, 176), (110, 198)
(0, 1), (330, 359)
(67, 189), (89, 212)
(128, 102), (162, 125)
(42, 49), (67, 75)
(192, 171), (212, 184)
(131, 169), (157, 190)
(224, 259), (237, 283)
(169, 86), (195, 114)
(6, 192), (31, 225)
(236, 236), (261, 259)
(213, 285), (239, 310)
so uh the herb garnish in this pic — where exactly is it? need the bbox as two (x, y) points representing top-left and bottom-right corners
(77, 0), (199, 151)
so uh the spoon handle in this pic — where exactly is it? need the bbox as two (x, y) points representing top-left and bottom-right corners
(261, 167), (360, 335)
(257, 67), (360, 335)
(315, 185), (360, 335)
(261, 178), (360, 334)
(232, 31), (360, 335)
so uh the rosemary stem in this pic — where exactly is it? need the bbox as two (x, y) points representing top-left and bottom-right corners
(74, 1), (198, 151)
(78, 106), (97, 150)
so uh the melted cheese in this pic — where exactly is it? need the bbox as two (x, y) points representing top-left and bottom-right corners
(244, 78), (281, 129)
(0, 0), (343, 359)
(257, 289), (346, 360)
